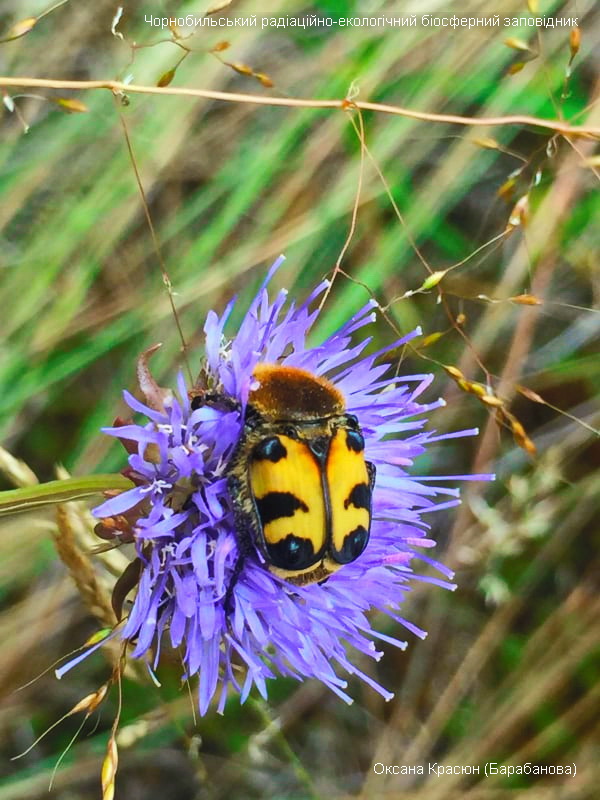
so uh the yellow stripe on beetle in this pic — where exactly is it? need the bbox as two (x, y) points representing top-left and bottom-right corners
(327, 428), (372, 564)
(249, 435), (327, 570)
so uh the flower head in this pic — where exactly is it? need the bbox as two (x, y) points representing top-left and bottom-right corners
(82, 258), (489, 714)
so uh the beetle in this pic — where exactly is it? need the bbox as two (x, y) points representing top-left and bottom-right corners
(224, 363), (376, 587)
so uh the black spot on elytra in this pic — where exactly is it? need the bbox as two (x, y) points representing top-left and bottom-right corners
(267, 534), (316, 570)
(336, 525), (369, 564)
(252, 436), (287, 463)
(256, 492), (308, 526)
(344, 483), (370, 510)
(345, 429), (365, 452)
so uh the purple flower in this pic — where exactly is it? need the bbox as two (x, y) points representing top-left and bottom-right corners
(72, 257), (492, 714)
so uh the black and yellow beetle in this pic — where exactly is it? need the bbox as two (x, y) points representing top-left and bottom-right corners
(224, 363), (376, 586)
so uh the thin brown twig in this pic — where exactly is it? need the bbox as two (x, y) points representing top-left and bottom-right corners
(471, 128), (599, 476)
(564, 130), (600, 182)
(355, 124), (432, 275)
(318, 107), (366, 311)
(341, 117), (493, 379)
(0, 77), (599, 136)
(115, 104), (193, 382)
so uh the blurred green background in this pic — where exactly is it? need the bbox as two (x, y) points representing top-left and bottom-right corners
(0, 0), (598, 798)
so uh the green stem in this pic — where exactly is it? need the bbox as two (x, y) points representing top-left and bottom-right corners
(0, 474), (133, 516)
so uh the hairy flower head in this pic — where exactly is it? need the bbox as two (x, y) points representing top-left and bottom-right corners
(64, 258), (491, 714)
